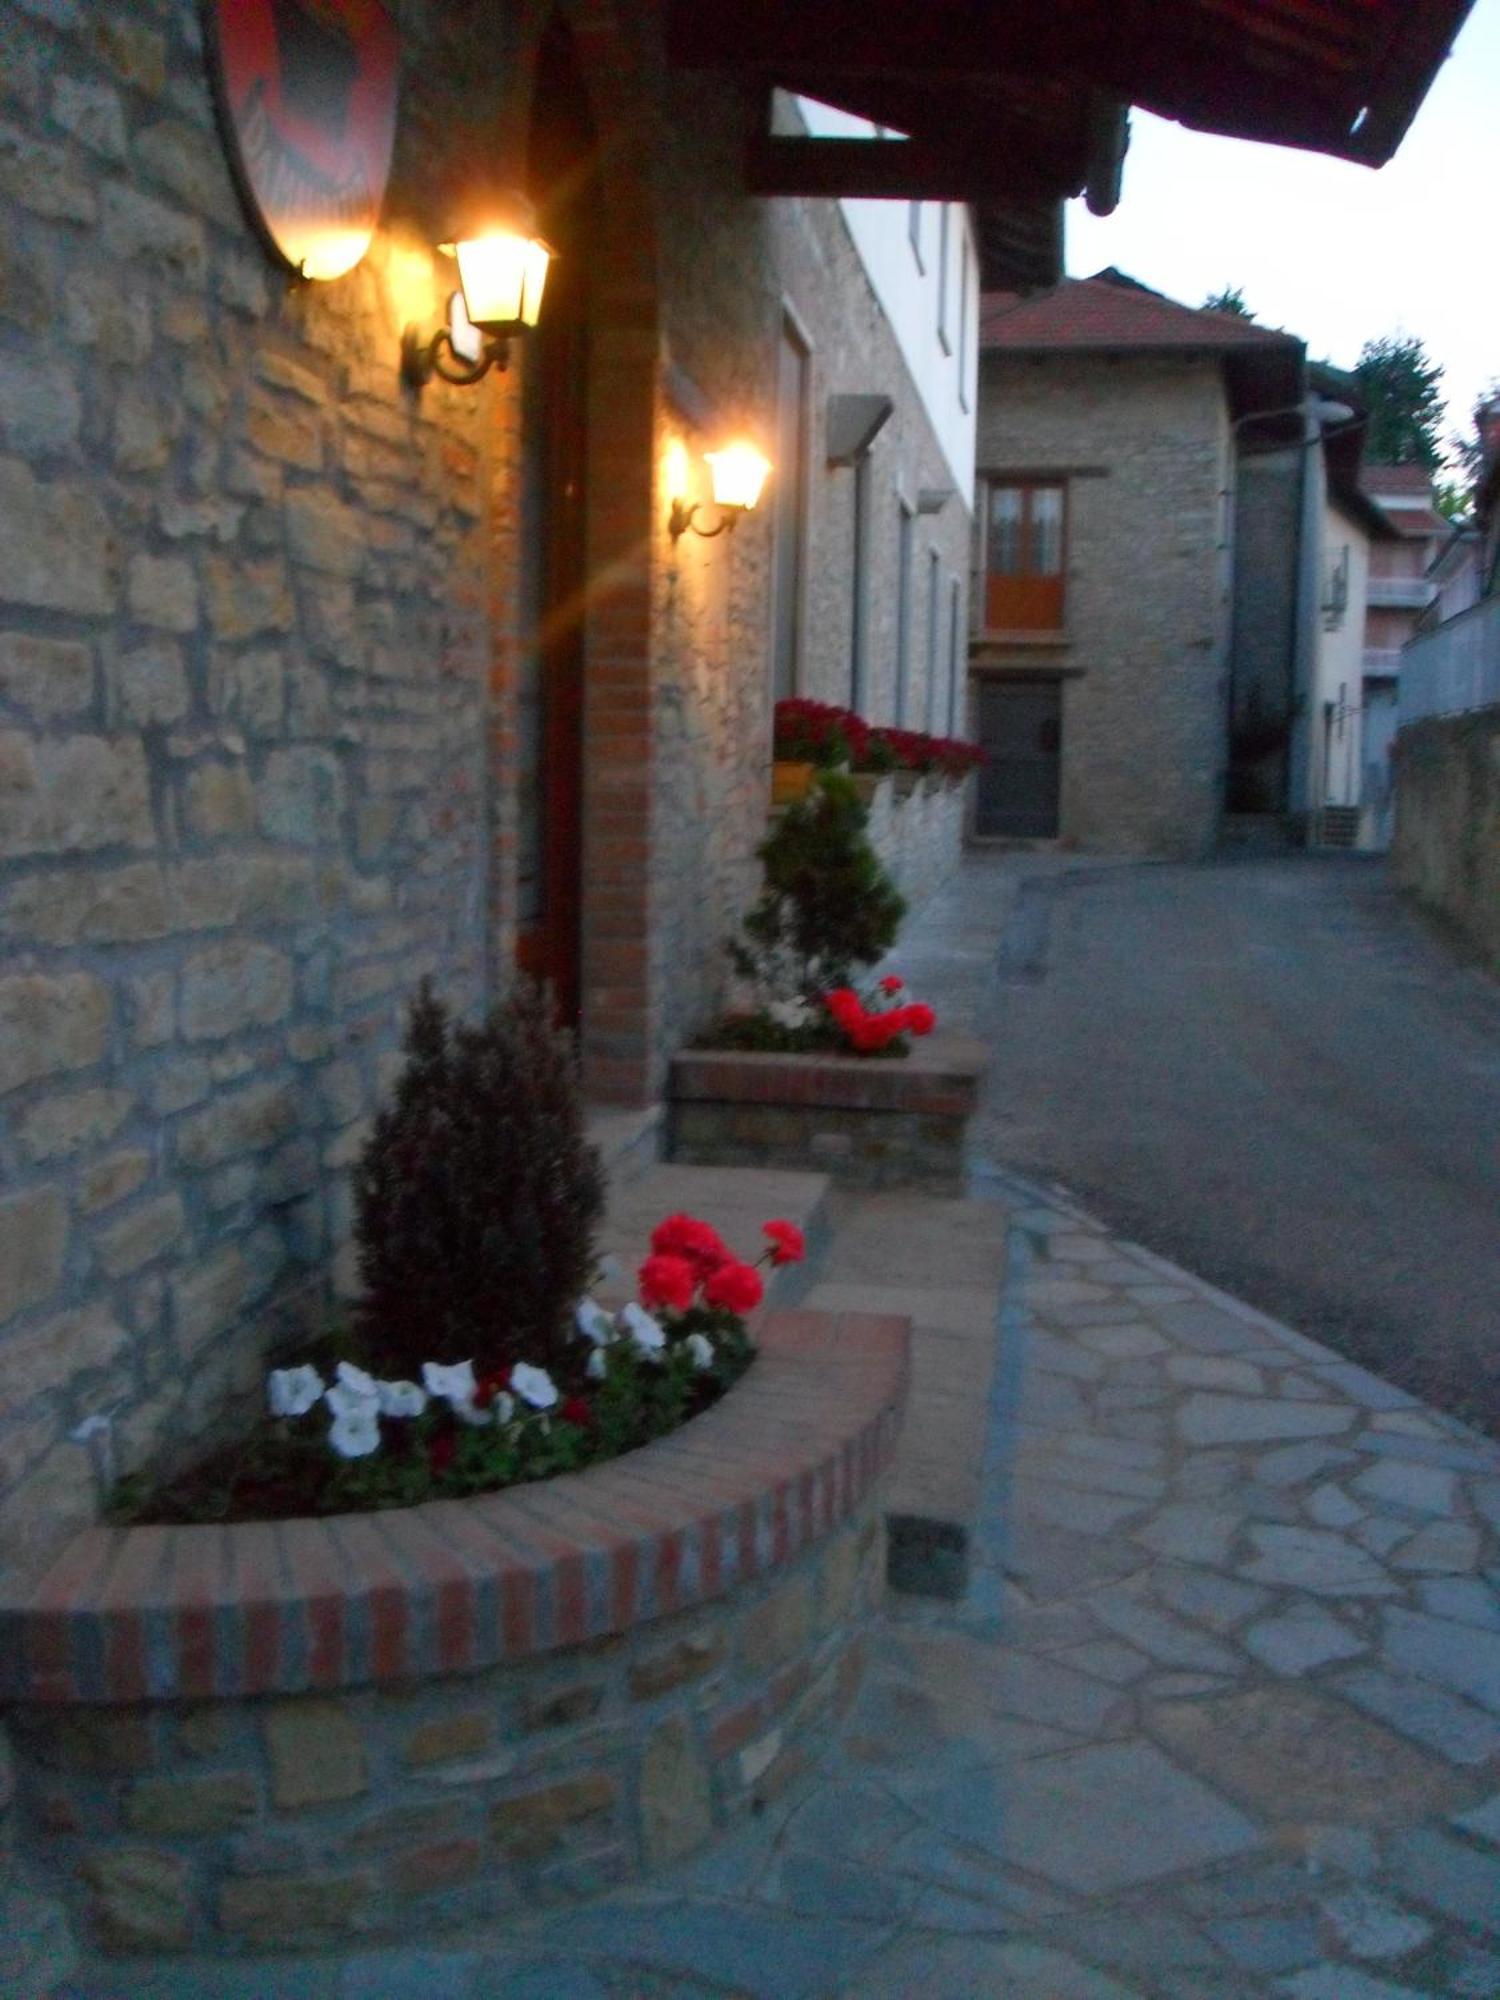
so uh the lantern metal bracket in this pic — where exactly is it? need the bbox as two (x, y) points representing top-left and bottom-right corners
(668, 499), (741, 542)
(401, 322), (512, 390)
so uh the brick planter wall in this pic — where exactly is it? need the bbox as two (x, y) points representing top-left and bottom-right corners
(0, 1311), (907, 1959)
(668, 1036), (987, 1192)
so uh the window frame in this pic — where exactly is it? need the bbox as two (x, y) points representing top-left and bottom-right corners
(908, 199), (925, 272)
(979, 475), (1069, 637)
(936, 206), (951, 355)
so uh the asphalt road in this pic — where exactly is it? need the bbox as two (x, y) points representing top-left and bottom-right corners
(915, 850), (1500, 1433)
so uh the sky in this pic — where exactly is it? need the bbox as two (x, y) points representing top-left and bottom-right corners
(1065, 0), (1500, 459)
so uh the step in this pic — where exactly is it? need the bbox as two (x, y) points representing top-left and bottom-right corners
(585, 1101), (664, 1189)
(599, 1161), (832, 1314)
(802, 1190), (1010, 1601)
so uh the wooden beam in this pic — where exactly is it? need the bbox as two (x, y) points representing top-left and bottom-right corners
(745, 133), (1076, 202)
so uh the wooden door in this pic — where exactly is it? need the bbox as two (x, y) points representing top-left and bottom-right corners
(975, 678), (1062, 838)
(515, 21), (595, 1027)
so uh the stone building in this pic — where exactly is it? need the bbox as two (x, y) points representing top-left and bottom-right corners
(0, 0), (997, 1577)
(970, 271), (1303, 856)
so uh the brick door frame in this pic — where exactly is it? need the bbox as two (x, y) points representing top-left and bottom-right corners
(489, 1), (662, 1106)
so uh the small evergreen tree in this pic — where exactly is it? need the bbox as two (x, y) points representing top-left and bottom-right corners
(1203, 286), (1254, 319)
(729, 770), (905, 1001)
(353, 981), (603, 1375)
(1353, 333), (1447, 470)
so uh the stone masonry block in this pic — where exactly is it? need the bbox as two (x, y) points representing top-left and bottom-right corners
(0, 1300), (129, 1417)
(126, 1772), (257, 1837)
(640, 1715), (713, 1868)
(82, 1847), (192, 1952)
(92, 1194), (186, 1279)
(0, 734), (154, 859)
(113, 640), (189, 727)
(0, 634), (93, 719)
(217, 1872), (373, 1944)
(18, 1086), (134, 1162)
(0, 458), (115, 614)
(180, 941), (293, 1040)
(0, 1188), (68, 1327)
(491, 1774), (616, 1859)
(403, 1712), (492, 1769)
(738, 1575), (813, 1676)
(629, 1632), (726, 1700)
(263, 1700), (368, 1811)
(127, 555), (199, 634)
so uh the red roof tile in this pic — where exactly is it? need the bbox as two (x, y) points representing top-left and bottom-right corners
(980, 272), (1301, 355)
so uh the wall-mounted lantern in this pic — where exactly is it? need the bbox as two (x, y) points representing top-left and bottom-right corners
(668, 442), (772, 540)
(401, 191), (553, 389)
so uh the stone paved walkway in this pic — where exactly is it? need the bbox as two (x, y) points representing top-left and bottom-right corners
(60, 1173), (1500, 1998)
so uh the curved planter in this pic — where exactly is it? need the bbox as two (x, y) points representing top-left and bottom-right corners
(0, 1310), (908, 1957)
(669, 1033), (987, 1192)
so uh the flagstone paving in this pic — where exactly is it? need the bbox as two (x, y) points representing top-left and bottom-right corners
(57, 1169), (1500, 1998)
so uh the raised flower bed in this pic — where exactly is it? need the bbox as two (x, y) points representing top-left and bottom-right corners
(669, 1031), (987, 1192)
(0, 1309), (909, 1956)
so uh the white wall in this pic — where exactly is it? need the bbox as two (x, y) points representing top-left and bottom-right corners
(1312, 496), (1372, 809)
(791, 96), (978, 495)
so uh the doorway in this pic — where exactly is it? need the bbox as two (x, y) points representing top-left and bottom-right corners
(514, 18), (597, 1027)
(975, 677), (1062, 838)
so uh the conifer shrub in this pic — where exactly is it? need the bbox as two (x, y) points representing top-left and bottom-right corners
(352, 980), (604, 1377)
(727, 770), (906, 1005)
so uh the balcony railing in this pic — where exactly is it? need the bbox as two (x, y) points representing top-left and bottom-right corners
(1399, 594), (1500, 729)
(1361, 648), (1402, 679)
(1367, 575), (1436, 610)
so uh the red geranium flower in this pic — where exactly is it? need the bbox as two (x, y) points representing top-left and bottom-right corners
(824, 987), (863, 1028)
(560, 1395), (594, 1429)
(878, 975), (904, 994)
(638, 1252), (697, 1311)
(903, 1002), (936, 1036)
(650, 1213), (729, 1276)
(428, 1431), (457, 1474)
(762, 1219), (806, 1266)
(703, 1260), (764, 1314)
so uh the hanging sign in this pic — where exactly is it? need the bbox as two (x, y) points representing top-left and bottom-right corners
(204, 0), (399, 282)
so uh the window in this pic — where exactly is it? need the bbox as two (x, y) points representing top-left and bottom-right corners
(983, 479), (1066, 633)
(1322, 544), (1350, 631)
(957, 234), (970, 413)
(850, 454), (871, 708)
(936, 206), (951, 354)
(947, 577), (962, 734)
(908, 200), (924, 271)
(924, 547), (941, 731)
(895, 502), (915, 723)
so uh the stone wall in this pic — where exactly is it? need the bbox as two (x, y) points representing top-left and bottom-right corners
(971, 353), (1234, 857)
(1391, 706), (1500, 970)
(0, 0), (515, 1579)
(6, 1511), (880, 1953)
(867, 776), (972, 912)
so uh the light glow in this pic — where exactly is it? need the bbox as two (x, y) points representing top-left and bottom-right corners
(705, 442), (771, 513)
(450, 228), (551, 331)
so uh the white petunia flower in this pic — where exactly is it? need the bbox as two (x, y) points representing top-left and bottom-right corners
(768, 996), (812, 1029)
(327, 1371), (380, 1423)
(488, 1389), (516, 1425)
(620, 1302), (666, 1359)
(595, 1252), (624, 1284)
(267, 1365), (324, 1418)
(586, 1346), (608, 1382)
(375, 1378), (427, 1419)
(422, 1358), (489, 1427)
(328, 1402), (381, 1459)
(575, 1298), (616, 1347)
(685, 1332), (715, 1372)
(510, 1362), (559, 1410)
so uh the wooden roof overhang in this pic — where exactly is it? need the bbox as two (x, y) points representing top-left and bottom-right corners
(666, 0), (1475, 288)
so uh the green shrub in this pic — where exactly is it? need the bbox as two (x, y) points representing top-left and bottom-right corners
(729, 769), (905, 1002)
(352, 980), (604, 1376)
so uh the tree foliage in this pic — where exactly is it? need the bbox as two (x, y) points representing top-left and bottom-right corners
(353, 980), (603, 1375)
(729, 771), (905, 1001)
(1203, 286), (1253, 319)
(1352, 333), (1446, 471)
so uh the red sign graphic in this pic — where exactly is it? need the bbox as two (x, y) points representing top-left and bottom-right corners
(205, 0), (399, 280)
